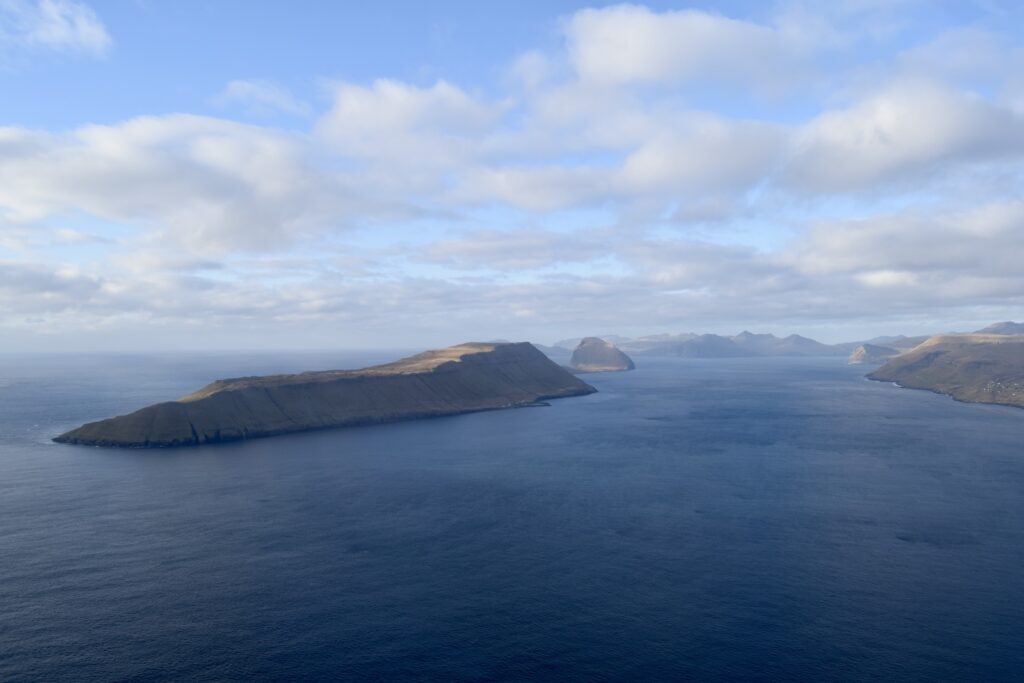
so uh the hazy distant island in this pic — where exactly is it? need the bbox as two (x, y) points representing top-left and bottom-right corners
(868, 334), (1024, 408)
(550, 331), (848, 358)
(54, 342), (596, 448)
(976, 321), (1024, 335)
(848, 343), (901, 365)
(569, 337), (635, 373)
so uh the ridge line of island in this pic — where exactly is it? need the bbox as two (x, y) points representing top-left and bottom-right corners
(54, 323), (1024, 449)
(54, 341), (613, 448)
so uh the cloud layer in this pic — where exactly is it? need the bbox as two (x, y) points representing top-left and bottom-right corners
(0, 0), (110, 57)
(3, 2), (1024, 349)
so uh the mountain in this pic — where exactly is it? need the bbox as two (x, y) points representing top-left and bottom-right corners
(868, 335), (1024, 408)
(976, 321), (1024, 335)
(569, 338), (635, 373)
(54, 343), (596, 448)
(769, 333), (841, 356)
(848, 343), (900, 365)
(670, 334), (750, 358)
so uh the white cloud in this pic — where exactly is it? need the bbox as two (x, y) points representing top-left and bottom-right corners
(452, 165), (613, 211)
(896, 28), (1016, 85)
(784, 80), (1024, 192)
(419, 228), (613, 271)
(507, 50), (553, 91)
(318, 79), (503, 161)
(621, 115), (785, 195)
(789, 201), (1024, 284)
(5, 3), (1024, 348)
(564, 5), (809, 90)
(0, 0), (110, 56)
(216, 79), (311, 117)
(0, 116), (375, 254)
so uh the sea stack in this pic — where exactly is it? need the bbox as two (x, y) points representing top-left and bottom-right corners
(570, 337), (635, 373)
(848, 343), (900, 365)
(54, 342), (596, 448)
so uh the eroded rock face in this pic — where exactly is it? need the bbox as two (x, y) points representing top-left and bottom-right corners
(54, 342), (597, 448)
(848, 343), (900, 365)
(868, 335), (1024, 408)
(570, 337), (635, 373)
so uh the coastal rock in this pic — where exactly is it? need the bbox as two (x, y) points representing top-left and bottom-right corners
(570, 337), (635, 372)
(54, 342), (597, 448)
(867, 334), (1024, 408)
(848, 343), (900, 365)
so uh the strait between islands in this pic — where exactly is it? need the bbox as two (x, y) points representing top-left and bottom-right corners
(54, 342), (596, 448)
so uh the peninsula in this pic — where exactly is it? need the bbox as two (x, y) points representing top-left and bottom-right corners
(54, 342), (597, 448)
(868, 334), (1024, 408)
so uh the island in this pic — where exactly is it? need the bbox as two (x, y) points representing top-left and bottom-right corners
(848, 343), (900, 365)
(569, 337), (635, 373)
(54, 342), (597, 448)
(867, 334), (1024, 408)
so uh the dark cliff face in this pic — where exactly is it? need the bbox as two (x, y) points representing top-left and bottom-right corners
(54, 342), (597, 448)
(868, 335), (1024, 407)
(570, 337), (635, 372)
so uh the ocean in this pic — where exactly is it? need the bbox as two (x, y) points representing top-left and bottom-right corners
(1, 352), (1023, 681)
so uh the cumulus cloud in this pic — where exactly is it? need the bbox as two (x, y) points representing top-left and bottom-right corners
(790, 201), (1024, 280)
(452, 165), (613, 211)
(4, 3), (1024, 347)
(216, 79), (311, 117)
(895, 28), (1018, 86)
(564, 5), (810, 90)
(621, 115), (785, 195)
(784, 81), (1024, 192)
(419, 228), (614, 270)
(318, 79), (503, 162)
(0, 116), (392, 253)
(0, 0), (110, 56)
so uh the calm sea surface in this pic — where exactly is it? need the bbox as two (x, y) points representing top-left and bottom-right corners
(1, 353), (1023, 681)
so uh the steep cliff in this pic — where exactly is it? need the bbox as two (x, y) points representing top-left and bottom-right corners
(54, 342), (597, 448)
(867, 335), (1024, 408)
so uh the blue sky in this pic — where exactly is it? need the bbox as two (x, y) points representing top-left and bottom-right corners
(2, 1), (1024, 350)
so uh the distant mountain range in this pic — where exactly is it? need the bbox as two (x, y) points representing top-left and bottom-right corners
(538, 321), (1024, 361)
(551, 331), (845, 358)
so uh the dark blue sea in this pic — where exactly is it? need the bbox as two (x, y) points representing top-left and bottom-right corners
(2, 353), (1024, 681)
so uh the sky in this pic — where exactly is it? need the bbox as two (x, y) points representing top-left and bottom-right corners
(2, 0), (1024, 351)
